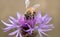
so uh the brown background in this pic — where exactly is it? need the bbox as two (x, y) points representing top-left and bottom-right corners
(0, 0), (60, 37)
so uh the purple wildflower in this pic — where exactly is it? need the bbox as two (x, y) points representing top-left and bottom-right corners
(1, 12), (54, 37)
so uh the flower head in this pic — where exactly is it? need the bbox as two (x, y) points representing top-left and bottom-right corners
(1, 12), (54, 37)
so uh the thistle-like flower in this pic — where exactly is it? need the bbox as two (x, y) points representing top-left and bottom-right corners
(1, 0), (54, 37)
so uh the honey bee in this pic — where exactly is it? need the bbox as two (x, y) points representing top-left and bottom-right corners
(25, 0), (40, 20)
(24, 7), (36, 20)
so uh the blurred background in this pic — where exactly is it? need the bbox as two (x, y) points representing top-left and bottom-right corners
(0, 0), (60, 37)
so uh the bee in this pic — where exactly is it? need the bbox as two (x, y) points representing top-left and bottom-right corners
(25, 0), (40, 20)
(24, 7), (36, 20)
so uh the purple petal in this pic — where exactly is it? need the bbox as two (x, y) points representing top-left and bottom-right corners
(40, 33), (43, 37)
(17, 12), (21, 20)
(37, 12), (42, 18)
(9, 16), (17, 22)
(40, 24), (54, 29)
(41, 32), (48, 36)
(20, 33), (22, 37)
(26, 28), (34, 34)
(36, 12), (42, 24)
(8, 19), (14, 24)
(18, 16), (25, 25)
(38, 29), (48, 37)
(41, 29), (52, 32)
(9, 30), (19, 36)
(27, 24), (31, 28)
(42, 14), (52, 24)
(24, 24), (34, 34)
(3, 27), (13, 32)
(39, 33), (43, 37)
(1, 20), (13, 26)
(3, 25), (16, 32)
(45, 17), (52, 24)
(42, 14), (48, 20)
(16, 33), (19, 37)
(38, 29), (43, 37)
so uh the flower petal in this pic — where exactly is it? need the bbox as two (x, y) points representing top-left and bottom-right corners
(38, 29), (43, 37)
(26, 28), (34, 34)
(36, 12), (42, 23)
(20, 33), (22, 37)
(1, 20), (13, 26)
(9, 16), (17, 22)
(42, 14), (48, 20)
(9, 30), (19, 36)
(42, 14), (52, 24)
(17, 12), (21, 19)
(45, 17), (52, 24)
(3, 27), (12, 32)
(41, 32), (48, 36)
(41, 24), (54, 29)
(16, 33), (19, 37)
(8, 19), (14, 24)
(41, 29), (52, 32)
(37, 12), (42, 19)
(39, 33), (43, 37)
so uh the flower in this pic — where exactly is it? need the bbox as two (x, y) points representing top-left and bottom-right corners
(1, 12), (54, 37)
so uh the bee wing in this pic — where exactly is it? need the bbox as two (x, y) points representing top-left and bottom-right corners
(32, 4), (40, 10)
(25, 0), (30, 8)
